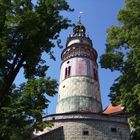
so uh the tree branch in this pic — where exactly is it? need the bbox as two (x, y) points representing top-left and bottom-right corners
(0, 56), (25, 105)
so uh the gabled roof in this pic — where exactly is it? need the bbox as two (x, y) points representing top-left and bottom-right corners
(103, 104), (123, 115)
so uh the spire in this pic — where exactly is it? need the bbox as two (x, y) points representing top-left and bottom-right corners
(78, 12), (83, 24)
(78, 15), (81, 24)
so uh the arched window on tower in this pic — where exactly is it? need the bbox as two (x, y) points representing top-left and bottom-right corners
(68, 66), (71, 77)
(65, 68), (67, 79)
(93, 69), (98, 81)
(65, 66), (71, 79)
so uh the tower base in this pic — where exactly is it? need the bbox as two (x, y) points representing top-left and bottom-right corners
(33, 112), (130, 140)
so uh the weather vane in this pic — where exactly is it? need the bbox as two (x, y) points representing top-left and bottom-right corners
(78, 11), (84, 23)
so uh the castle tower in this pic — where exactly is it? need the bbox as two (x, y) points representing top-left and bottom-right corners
(34, 19), (131, 140)
(56, 19), (102, 113)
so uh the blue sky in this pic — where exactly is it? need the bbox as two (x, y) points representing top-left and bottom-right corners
(15, 0), (125, 114)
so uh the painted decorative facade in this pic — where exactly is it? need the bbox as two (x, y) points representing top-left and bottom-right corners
(33, 19), (131, 140)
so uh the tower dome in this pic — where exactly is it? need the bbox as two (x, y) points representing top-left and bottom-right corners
(73, 22), (86, 36)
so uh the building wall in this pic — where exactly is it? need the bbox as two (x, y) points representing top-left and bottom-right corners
(35, 113), (130, 140)
(53, 120), (130, 140)
(33, 127), (64, 140)
(60, 57), (98, 82)
(56, 76), (102, 113)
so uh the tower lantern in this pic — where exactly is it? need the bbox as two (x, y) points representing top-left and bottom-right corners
(56, 20), (102, 113)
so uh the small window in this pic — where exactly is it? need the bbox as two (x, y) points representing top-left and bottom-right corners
(93, 69), (98, 81)
(65, 68), (67, 78)
(83, 130), (89, 136)
(65, 66), (71, 79)
(111, 127), (117, 133)
(68, 66), (71, 77)
(67, 61), (70, 64)
(63, 85), (65, 88)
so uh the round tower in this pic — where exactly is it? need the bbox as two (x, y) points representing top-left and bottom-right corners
(56, 20), (102, 113)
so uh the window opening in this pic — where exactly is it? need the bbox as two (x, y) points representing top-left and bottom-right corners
(93, 69), (98, 81)
(83, 130), (89, 136)
(52, 117), (55, 121)
(65, 68), (67, 78)
(65, 66), (71, 79)
(68, 66), (71, 77)
(111, 127), (117, 133)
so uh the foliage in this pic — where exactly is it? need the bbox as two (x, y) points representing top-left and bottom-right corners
(100, 0), (140, 139)
(0, 0), (72, 139)
(0, 78), (57, 140)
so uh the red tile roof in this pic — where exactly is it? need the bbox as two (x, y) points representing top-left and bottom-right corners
(103, 104), (123, 115)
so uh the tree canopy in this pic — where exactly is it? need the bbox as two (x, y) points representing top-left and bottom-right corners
(0, 0), (72, 139)
(100, 0), (140, 139)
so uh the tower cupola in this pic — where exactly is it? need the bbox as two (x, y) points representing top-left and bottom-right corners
(73, 21), (86, 37)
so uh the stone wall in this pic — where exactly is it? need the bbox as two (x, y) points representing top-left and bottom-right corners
(34, 113), (130, 140)
(33, 127), (64, 140)
(57, 76), (102, 113)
